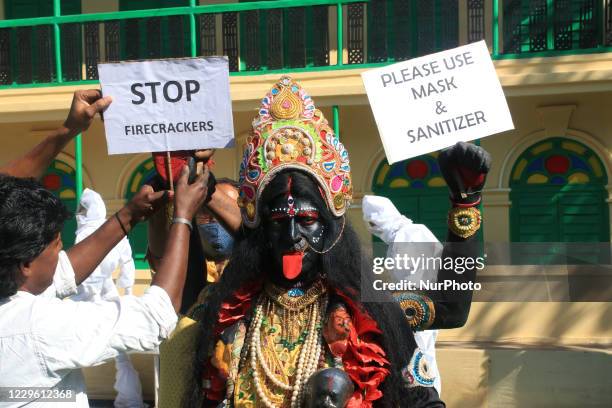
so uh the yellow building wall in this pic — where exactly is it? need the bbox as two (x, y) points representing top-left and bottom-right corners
(1, 90), (611, 238)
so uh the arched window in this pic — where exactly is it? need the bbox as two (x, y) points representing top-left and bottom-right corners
(372, 153), (449, 240)
(41, 159), (77, 247)
(125, 157), (158, 268)
(510, 137), (609, 242)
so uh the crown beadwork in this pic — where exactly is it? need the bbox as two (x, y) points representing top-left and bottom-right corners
(238, 76), (352, 228)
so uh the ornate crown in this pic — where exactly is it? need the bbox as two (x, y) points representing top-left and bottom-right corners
(238, 76), (352, 228)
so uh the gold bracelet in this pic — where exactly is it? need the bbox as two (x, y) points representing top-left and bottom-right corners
(448, 206), (481, 239)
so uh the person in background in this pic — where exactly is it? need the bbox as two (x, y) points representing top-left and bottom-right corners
(195, 179), (240, 284)
(362, 195), (444, 395)
(71, 188), (143, 408)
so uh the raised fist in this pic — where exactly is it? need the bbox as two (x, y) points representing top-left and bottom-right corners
(438, 142), (491, 206)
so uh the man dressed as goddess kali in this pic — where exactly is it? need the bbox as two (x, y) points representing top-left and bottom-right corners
(160, 75), (490, 408)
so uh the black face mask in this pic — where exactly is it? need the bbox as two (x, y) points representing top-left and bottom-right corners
(263, 192), (327, 288)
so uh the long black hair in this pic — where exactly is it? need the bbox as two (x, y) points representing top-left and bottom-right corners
(187, 170), (424, 407)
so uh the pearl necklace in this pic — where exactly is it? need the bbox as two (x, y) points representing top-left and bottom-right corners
(248, 291), (327, 408)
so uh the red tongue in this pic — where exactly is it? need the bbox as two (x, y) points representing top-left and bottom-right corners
(282, 253), (304, 280)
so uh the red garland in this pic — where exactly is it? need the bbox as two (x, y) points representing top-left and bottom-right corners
(331, 288), (390, 407)
(201, 284), (389, 407)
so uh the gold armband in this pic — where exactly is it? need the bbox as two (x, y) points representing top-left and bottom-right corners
(448, 206), (481, 239)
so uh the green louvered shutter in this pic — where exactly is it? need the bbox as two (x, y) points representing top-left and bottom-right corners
(371, 153), (452, 243)
(510, 138), (609, 265)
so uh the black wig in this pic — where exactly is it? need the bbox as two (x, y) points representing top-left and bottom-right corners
(187, 171), (429, 407)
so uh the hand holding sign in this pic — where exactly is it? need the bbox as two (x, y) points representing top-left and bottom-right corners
(63, 89), (113, 133)
(362, 41), (513, 164)
(173, 164), (210, 221)
(98, 57), (234, 155)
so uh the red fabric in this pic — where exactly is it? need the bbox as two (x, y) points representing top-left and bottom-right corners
(333, 289), (390, 407)
(152, 151), (193, 184)
(453, 197), (481, 208)
(152, 151), (215, 185)
(215, 283), (260, 336)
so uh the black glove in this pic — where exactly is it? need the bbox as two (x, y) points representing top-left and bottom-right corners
(438, 142), (491, 206)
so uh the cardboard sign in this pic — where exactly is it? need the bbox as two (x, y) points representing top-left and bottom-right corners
(361, 41), (513, 164)
(98, 57), (234, 155)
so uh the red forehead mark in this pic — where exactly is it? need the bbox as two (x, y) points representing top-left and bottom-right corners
(287, 176), (293, 197)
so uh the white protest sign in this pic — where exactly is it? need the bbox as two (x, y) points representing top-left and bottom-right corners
(362, 40), (513, 164)
(98, 57), (234, 155)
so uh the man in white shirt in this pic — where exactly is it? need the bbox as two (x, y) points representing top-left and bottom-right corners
(0, 163), (209, 407)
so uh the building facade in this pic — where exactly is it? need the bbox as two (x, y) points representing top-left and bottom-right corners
(1, 1), (611, 406)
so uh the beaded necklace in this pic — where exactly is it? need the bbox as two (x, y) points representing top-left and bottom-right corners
(246, 281), (328, 408)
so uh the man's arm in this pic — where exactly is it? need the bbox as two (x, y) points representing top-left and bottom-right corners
(194, 149), (242, 235)
(429, 142), (490, 329)
(398, 142), (491, 330)
(0, 90), (111, 179)
(204, 185), (242, 235)
(151, 166), (208, 311)
(67, 184), (169, 286)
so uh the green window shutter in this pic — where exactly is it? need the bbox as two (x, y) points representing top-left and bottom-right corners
(5, 0), (81, 83)
(511, 190), (558, 242)
(371, 153), (450, 242)
(559, 190), (608, 242)
(5, 0), (44, 19)
(119, 0), (189, 60)
(5, 0), (79, 18)
(61, 0), (81, 15)
(510, 137), (609, 247)
(120, 0), (188, 10)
